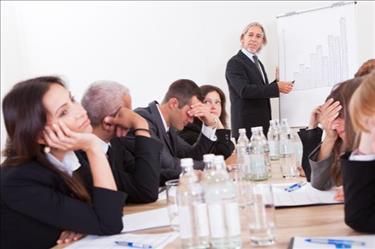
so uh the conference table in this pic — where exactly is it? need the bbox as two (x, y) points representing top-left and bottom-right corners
(58, 154), (360, 248)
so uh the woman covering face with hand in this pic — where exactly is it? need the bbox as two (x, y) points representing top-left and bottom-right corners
(178, 84), (234, 158)
(1, 76), (125, 249)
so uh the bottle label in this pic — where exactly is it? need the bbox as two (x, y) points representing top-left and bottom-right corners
(195, 203), (209, 237)
(225, 202), (241, 236)
(207, 203), (225, 238)
(178, 206), (192, 239)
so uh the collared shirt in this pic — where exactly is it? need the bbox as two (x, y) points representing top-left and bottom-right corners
(349, 151), (375, 161)
(46, 151), (81, 176)
(241, 48), (266, 82)
(97, 137), (110, 154)
(156, 103), (217, 141)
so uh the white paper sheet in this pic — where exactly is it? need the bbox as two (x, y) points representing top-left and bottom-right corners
(291, 235), (375, 249)
(272, 182), (343, 207)
(122, 208), (170, 232)
(66, 232), (178, 249)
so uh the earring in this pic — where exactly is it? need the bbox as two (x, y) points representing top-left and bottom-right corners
(44, 146), (51, 154)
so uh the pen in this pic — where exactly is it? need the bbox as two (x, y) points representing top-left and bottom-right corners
(115, 240), (154, 248)
(284, 182), (306, 192)
(305, 238), (366, 247)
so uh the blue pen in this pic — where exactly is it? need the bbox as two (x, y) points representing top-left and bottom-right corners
(305, 238), (366, 248)
(115, 240), (154, 248)
(284, 182), (306, 192)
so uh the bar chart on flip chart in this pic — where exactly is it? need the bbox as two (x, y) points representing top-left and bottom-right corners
(277, 2), (358, 127)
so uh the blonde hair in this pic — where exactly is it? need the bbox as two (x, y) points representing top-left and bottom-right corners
(240, 22), (267, 45)
(349, 71), (375, 132)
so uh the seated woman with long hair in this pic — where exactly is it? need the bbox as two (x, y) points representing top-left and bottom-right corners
(178, 84), (234, 158)
(341, 72), (375, 233)
(1, 76), (125, 249)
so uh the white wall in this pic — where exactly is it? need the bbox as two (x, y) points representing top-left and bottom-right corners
(1, 1), (374, 153)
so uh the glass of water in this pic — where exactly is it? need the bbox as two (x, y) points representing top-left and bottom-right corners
(165, 179), (179, 231)
(248, 183), (276, 246)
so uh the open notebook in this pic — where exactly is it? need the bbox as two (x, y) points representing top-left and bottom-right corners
(272, 182), (343, 208)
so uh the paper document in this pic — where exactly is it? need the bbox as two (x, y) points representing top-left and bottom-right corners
(66, 232), (178, 249)
(290, 235), (375, 249)
(122, 208), (170, 232)
(272, 182), (343, 207)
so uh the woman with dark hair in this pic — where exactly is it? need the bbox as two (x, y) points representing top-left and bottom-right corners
(178, 84), (234, 157)
(1, 76), (125, 249)
(297, 77), (363, 195)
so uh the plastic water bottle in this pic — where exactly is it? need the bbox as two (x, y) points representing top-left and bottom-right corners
(178, 158), (209, 249)
(248, 127), (268, 181)
(267, 120), (280, 161)
(236, 128), (250, 175)
(255, 126), (271, 177)
(203, 154), (215, 171)
(279, 120), (298, 178)
(203, 155), (241, 249)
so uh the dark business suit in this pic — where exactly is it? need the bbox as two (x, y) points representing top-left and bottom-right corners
(226, 50), (279, 139)
(76, 136), (162, 204)
(135, 101), (215, 185)
(341, 153), (375, 233)
(297, 127), (323, 182)
(178, 119), (235, 157)
(1, 161), (125, 249)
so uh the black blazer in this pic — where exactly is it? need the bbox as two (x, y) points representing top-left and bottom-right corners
(76, 136), (162, 204)
(341, 153), (375, 233)
(178, 119), (235, 157)
(135, 101), (215, 185)
(297, 127), (323, 182)
(226, 50), (279, 139)
(1, 161), (125, 249)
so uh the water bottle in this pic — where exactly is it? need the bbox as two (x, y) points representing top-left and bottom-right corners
(236, 128), (250, 175)
(178, 158), (210, 249)
(267, 120), (280, 161)
(279, 120), (298, 178)
(203, 155), (241, 249)
(248, 127), (268, 181)
(203, 154), (215, 171)
(255, 126), (271, 177)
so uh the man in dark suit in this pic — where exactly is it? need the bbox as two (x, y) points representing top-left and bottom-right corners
(80, 80), (162, 203)
(134, 79), (224, 185)
(226, 21), (294, 139)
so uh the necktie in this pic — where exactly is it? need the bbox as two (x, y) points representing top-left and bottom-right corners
(253, 55), (262, 74)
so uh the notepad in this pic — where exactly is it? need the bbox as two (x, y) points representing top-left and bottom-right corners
(66, 232), (178, 249)
(122, 208), (170, 232)
(289, 236), (375, 249)
(272, 182), (343, 207)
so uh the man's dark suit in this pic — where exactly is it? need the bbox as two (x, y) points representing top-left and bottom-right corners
(1, 161), (125, 249)
(226, 50), (279, 139)
(76, 136), (162, 204)
(135, 101), (215, 185)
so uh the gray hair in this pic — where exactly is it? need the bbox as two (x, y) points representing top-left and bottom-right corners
(81, 80), (130, 127)
(240, 22), (267, 45)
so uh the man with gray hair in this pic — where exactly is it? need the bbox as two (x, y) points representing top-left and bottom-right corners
(226, 21), (294, 139)
(77, 80), (162, 204)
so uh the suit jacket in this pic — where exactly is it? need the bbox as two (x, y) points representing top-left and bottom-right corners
(76, 136), (162, 204)
(178, 119), (235, 157)
(298, 127), (323, 182)
(226, 50), (279, 139)
(341, 153), (375, 233)
(1, 161), (125, 249)
(135, 101), (215, 185)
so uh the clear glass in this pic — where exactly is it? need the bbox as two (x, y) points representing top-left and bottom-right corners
(165, 179), (179, 231)
(248, 183), (276, 246)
